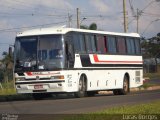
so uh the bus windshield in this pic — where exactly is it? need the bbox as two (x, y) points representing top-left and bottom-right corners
(14, 35), (64, 72)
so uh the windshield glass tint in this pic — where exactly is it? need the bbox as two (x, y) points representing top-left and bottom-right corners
(14, 35), (64, 72)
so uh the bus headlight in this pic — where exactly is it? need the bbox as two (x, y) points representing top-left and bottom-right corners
(16, 77), (25, 81)
(51, 75), (64, 80)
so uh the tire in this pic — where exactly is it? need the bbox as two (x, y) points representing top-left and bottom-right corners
(87, 91), (97, 97)
(32, 93), (52, 100)
(113, 76), (129, 95)
(113, 89), (121, 95)
(32, 93), (43, 100)
(74, 76), (86, 98)
(121, 76), (129, 95)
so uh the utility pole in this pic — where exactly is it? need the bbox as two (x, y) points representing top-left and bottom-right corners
(136, 8), (139, 33)
(68, 13), (72, 28)
(123, 0), (127, 32)
(77, 8), (80, 28)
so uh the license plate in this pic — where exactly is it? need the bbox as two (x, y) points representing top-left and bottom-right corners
(34, 85), (43, 89)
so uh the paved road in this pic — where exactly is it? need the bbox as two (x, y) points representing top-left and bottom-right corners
(0, 90), (160, 114)
(148, 79), (160, 84)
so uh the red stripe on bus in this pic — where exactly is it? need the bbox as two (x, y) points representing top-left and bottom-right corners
(26, 72), (60, 76)
(93, 54), (142, 64)
(26, 72), (32, 76)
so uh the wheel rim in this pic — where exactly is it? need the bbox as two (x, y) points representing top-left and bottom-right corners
(78, 77), (86, 96)
(124, 78), (128, 92)
(79, 80), (83, 92)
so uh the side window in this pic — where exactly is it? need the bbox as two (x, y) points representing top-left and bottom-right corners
(70, 33), (86, 54)
(79, 34), (86, 53)
(73, 34), (81, 53)
(104, 36), (108, 53)
(108, 36), (117, 54)
(117, 37), (126, 54)
(126, 37), (136, 54)
(134, 38), (141, 54)
(65, 41), (74, 68)
(97, 35), (106, 54)
(90, 35), (97, 53)
(85, 34), (92, 53)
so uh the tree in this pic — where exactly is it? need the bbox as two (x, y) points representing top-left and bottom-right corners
(89, 23), (97, 30)
(141, 33), (160, 72)
(157, 32), (160, 37)
(1, 51), (13, 83)
(80, 23), (97, 30)
(80, 25), (88, 29)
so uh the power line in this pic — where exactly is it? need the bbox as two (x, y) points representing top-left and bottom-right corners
(142, 12), (160, 17)
(4, 0), (36, 10)
(0, 0), (73, 15)
(0, 21), (67, 33)
(141, 19), (160, 36)
(0, 12), (68, 18)
(129, 0), (136, 17)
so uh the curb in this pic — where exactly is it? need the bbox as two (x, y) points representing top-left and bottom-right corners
(0, 94), (32, 102)
(130, 85), (160, 92)
(98, 85), (160, 95)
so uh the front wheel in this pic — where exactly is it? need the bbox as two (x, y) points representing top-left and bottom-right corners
(74, 76), (86, 98)
(32, 93), (52, 100)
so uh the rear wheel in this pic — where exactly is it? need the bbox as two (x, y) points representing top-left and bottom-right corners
(113, 89), (121, 95)
(113, 76), (129, 95)
(121, 76), (129, 95)
(74, 76), (86, 98)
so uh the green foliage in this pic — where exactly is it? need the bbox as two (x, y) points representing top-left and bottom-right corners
(2, 80), (14, 89)
(80, 25), (89, 29)
(141, 34), (160, 59)
(89, 23), (97, 30)
(64, 101), (160, 120)
(142, 33), (160, 72)
(0, 88), (16, 95)
(139, 83), (156, 89)
(98, 101), (160, 114)
(0, 80), (15, 95)
(0, 71), (4, 81)
(1, 52), (13, 83)
(144, 72), (160, 79)
(80, 23), (97, 30)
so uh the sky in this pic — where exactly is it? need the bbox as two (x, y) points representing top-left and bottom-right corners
(0, 0), (160, 59)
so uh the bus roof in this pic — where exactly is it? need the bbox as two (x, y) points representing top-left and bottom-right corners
(17, 27), (140, 38)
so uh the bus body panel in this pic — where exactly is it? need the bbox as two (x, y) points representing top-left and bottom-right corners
(15, 54), (143, 93)
(14, 27), (143, 95)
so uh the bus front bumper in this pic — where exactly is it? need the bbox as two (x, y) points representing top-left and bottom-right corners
(15, 81), (66, 94)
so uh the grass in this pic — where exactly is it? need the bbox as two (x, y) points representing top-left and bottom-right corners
(144, 72), (160, 80)
(64, 101), (160, 120)
(0, 80), (16, 95)
(0, 80), (33, 101)
(97, 100), (160, 114)
(139, 83), (157, 89)
(0, 88), (16, 95)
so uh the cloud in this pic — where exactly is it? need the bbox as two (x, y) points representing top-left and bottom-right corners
(0, 0), (73, 13)
(38, 0), (73, 10)
(0, 20), (11, 29)
(125, 0), (160, 37)
(89, 0), (109, 13)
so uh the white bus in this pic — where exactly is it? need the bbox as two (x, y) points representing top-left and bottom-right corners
(14, 27), (143, 99)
